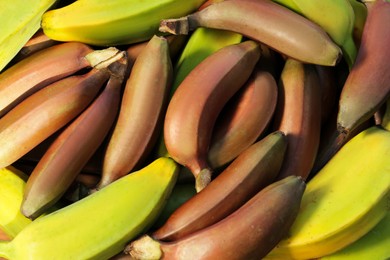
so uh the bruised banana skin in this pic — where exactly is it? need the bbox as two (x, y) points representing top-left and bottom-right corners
(0, 158), (179, 260)
(0, 67), (111, 169)
(266, 126), (390, 259)
(152, 131), (287, 242)
(337, 0), (390, 137)
(0, 166), (31, 238)
(41, 0), (206, 46)
(159, 0), (342, 66)
(272, 59), (322, 181)
(127, 175), (306, 260)
(0, 42), (94, 117)
(164, 40), (260, 192)
(208, 68), (278, 169)
(21, 54), (128, 219)
(99, 36), (173, 189)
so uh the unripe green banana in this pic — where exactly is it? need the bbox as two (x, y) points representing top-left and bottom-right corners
(0, 166), (31, 238)
(266, 126), (390, 259)
(0, 0), (57, 71)
(0, 157), (179, 260)
(41, 0), (206, 46)
(160, 0), (342, 66)
(347, 0), (368, 47)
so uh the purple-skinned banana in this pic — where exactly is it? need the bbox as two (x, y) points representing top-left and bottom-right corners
(152, 131), (287, 242)
(163, 40), (261, 192)
(98, 35), (173, 189)
(208, 67), (278, 169)
(21, 53), (128, 219)
(337, 0), (390, 138)
(126, 175), (306, 260)
(159, 0), (342, 66)
(272, 58), (322, 181)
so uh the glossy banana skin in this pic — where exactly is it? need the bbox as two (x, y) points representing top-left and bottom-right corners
(21, 54), (128, 219)
(159, 0), (342, 66)
(337, 0), (390, 137)
(208, 68), (278, 169)
(99, 36), (173, 189)
(127, 175), (306, 260)
(0, 67), (111, 169)
(0, 42), (94, 117)
(272, 59), (322, 181)
(0, 158), (179, 260)
(164, 40), (261, 192)
(153, 131), (287, 241)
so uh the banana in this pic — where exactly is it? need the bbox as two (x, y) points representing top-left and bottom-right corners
(0, 0), (57, 71)
(0, 166), (31, 238)
(316, 65), (339, 125)
(152, 131), (287, 242)
(126, 175), (306, 260)
(0, 229), (10, 242)
(164, 40), (261, 192)
(272, 58), (322, 181)
(159, 0), (342, 66)
(21, 54), (128, 219)
(41, 0), (206, 46)
(321, 211), (390, 260)
(347, 0), (368, 47)
(272, 0), (357, 68)
(0, 157), (179, 260)
(98, 35), (173, 189)
(337, 0), (390, 138)
(266, 126), (390, 259)
(208, 67), (278, 169)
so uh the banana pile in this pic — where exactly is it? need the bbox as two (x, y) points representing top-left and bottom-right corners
(0, 0), (389, 259)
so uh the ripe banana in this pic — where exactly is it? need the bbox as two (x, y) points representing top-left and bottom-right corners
(0, 157), (179, 260)
(152, 131), (287, 242)
(159, 0), (342, 66)
(41, 0), (206, 46)
(0, 0), (57, 71)
(0, 166), (31, 238)
(272, 58), (322, 181)
(98, 35), (173, 189)
(126, 175), (306, 260)
(164, 40), (260, 192)
(21, 54), (128, 219)
(208, 68), (278, 169)
(266, 126), (390, 259)
(347, 0), (368, 47)
(337, 0), (390, 137)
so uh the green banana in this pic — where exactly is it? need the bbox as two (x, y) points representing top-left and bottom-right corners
(0, 0), (57, 71)
(0, 157), (179, 260)
(0, 166), (31, 239)
(41, 0), (206, 46)
(347, 0), (368, 47)
(266, 126), (390, 259)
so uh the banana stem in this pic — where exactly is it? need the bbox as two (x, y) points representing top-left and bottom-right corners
(195, 168), (213, 192)
(124, 235), (162, 260)
(160, 17), (191, 35)
(0, 240), (13, 259)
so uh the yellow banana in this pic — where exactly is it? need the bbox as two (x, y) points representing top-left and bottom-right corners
(266, 126), (390, 259)
(0, 0), (57, 71)
(41, 0), (206, 46)
(0, 166), (31, 239)
(0, 157), (179, 260)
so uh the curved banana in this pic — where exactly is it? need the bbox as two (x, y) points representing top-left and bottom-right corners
(0, 157), (178, 260)
(21, 54), (128, 219)
(126, 175), (306, 260)
(159, 0), (342, 66)
(98, 35), (173, 189)
(164, 40), (261, 192)
(41, 0), (206, 46)
(347, 0), (368, 47)
(208, 68), (278, 169)
(266, 126), (390, 259)
(0, 0), (57, 71)
(0, 166), (31, 238)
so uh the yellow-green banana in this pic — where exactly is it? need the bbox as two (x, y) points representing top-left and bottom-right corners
(41, 0), (206, 46)
(0, 166), (31, 239)
(0, 0), (57, 72)
(272, 0), (357, 68)
(0, 157), (179, 259)
(347, 0), (368, 46)
(265, 126), (390, 259)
